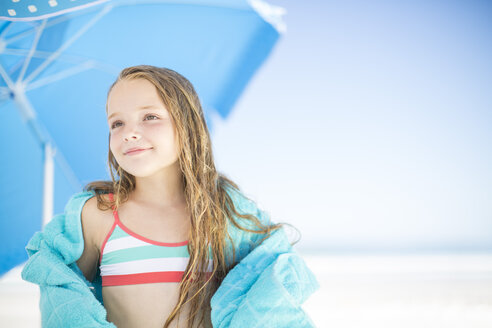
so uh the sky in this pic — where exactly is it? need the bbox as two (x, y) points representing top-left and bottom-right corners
(211, 0), (492, 253)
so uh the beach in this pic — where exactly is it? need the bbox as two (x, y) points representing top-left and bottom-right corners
(2, 253), (492, 327)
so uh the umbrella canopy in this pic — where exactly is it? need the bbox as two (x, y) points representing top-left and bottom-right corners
(0, 0), (286, 276)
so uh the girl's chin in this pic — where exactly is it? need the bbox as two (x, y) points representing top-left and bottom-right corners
(117, 158), (180, 178)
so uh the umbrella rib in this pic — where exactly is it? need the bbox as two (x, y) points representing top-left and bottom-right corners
(2, 49), (119, 91)
(23, 4), (114, 86)
(0, 87), (9, 99)
(2, 23), (39, 46)
(3, 48), (114, 69)
(17, 19), (47, 84)
(0, 21), (13, 39)
(3, 48), (90, 65)
(0, 63), (15, 90)
(4, 11), (89, 45)
(25, 60), (96, 92)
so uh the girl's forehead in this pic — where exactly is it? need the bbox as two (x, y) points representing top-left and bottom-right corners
(107, 79), (166, 114)
(109, 79), (158, 99)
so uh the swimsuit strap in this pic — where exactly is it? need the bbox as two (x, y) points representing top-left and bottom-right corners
(108, 192), (120, 225)
(108, 192), (116, 211)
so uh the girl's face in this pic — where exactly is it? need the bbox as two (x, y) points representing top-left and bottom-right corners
(107, 78), (180, 178)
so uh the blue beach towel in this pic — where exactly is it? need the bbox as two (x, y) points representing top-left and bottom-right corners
(21, 187), (319, 327)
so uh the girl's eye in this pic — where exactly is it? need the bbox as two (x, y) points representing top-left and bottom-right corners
(145, 114), (159, 120)
(110, 114), (159, 129)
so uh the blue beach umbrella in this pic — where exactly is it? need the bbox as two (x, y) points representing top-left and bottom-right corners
(0, 0), (286, 276)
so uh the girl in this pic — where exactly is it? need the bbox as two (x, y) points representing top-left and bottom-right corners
(77, 65), (287, 328)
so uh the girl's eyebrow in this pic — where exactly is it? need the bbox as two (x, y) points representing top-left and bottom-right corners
(107, 105), (164, 121)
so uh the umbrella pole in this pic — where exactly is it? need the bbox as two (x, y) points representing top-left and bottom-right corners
(42, 142), (54, 228)
(8, 83), (55, 228)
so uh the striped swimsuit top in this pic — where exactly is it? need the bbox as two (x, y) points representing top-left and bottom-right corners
(99, 193), (213, 287)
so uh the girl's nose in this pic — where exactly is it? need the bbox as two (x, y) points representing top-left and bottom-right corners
(124, 126), (141, 141)
(124, 134), (140, 141)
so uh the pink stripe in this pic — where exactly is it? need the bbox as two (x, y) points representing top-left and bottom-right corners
(99, 193), (118, 265)
(99, 216), (117, 265)
(109, 193), (189, 247)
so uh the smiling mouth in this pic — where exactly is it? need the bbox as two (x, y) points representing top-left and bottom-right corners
(125, 148), (152, 155)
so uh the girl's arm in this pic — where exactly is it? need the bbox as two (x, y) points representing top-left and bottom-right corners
(21, 192), (115, 328)
(76, 196), (101, 283)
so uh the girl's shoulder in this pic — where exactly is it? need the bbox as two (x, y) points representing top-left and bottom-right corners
(78, 192), (115, 252)
(60, 190), (114, 253)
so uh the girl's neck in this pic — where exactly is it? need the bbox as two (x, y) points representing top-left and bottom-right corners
(129, 162), (186, 209)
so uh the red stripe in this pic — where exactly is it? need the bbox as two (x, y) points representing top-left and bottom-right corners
(103, 271), (184, 286)
(102, 271), (214, 286)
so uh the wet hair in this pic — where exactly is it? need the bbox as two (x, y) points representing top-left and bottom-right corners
(84, 65), (292, 328)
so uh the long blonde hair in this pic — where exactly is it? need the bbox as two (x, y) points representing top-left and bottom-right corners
(84, 65), (290, 328)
